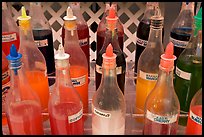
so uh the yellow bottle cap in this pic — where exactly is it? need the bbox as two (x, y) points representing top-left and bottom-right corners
(63, 6), (77, 30)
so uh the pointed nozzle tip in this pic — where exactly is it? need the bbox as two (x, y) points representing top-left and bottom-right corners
(106, 44), (114, 57)
(108, 6), (116, 18)
(164, 42), (174, 59)
(17, 6), (31, 20)
(6, 44), (22, 61)
(63, 6), (76, 21)
(55, 44), (70, 60)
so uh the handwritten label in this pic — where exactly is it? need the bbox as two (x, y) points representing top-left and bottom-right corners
(79, 38), (88, 47)
(170, 37), (189, 48)
(2, 33), (17, 42)
(94, 108), (111, 118)
(96, 64), (123, 75)
(2, 70), (10, 83)
(71, 75), (86, 87)
(35, 39), (48, 47)
(190, 110), (202, 125)
(175, 66), (191, 80)
(146, 110), (178, 124)
(139, 70), (158, 81)
(136, 36), (148, 47)
(68, 109), (83, 123)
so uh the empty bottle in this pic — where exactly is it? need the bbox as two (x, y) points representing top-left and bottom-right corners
(48, 45), (84, 135)
(30, 2), (55, 86)
(143, 42), (180, 135)
(95, 5), (126, 93)
(134, 2), (162, 76)
(186, 88), (202, 135)
(92, 44), (126, 135)
(169, 2), (194, 66)
(174, 8), (202, 126)
(63, 7), (89, 115)
(2, 2), (20, 56)
(5, 44), (44, 135)
(135, 13), (164, 123)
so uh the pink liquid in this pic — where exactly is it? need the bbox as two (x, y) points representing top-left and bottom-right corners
(143, 119), (178, 135)
(6, 101), (44, 135)
(186, 105), (202, 135)
(49, 102), (84, 135)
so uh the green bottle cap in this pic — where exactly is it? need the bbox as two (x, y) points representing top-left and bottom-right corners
(194, 7), (202, 29)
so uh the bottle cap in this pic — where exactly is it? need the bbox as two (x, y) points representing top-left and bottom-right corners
(106, 5), (118, 31)
(63, 6), (77, 30)
(17, 6), (31, 21)
(55, 44), (70, 60)
(160, 42), (176, 71)
(102, 44), (117, 68)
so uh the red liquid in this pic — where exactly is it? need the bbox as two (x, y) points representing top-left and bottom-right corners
(49, 102), (84, 135)
(2, 32), (20, 56)
(143, 119), (178, 135)
(62, 24), (90, 76)
(186, 105), (202, 135)
(7, 101), (44, 135)
(97, 30), (124, 56)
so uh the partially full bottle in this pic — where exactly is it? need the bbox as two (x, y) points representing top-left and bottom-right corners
(30, 2), (55, 86)
(48, 45), (84, 135)
(174, 8), (202, 126)
(96, 2), (124, 56)
(63, 7), (89, 115)
(135, 14), (164, 123)
(95, 6), (126, 93)
(169, 2), (194, 66)
(134, 2), (163, 76)
(2, 2), (20, 56)
(17, 7), (50, 120)
(186, 88), (202, 135)
(62, 2), (90, 76)
(2, 51), (10, 126)
(5, 44), (44, 135)
(92, 44), (126, 135)
(143, 42), (180, 135)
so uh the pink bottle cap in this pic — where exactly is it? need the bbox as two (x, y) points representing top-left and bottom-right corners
(102, 44), (116, 68)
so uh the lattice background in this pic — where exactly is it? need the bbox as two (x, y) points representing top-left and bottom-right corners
(7, 2), (163, 62)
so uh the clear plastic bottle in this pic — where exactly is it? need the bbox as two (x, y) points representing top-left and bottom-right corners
(169, 2), (194, 66)
(2, 2), (20, 56)
(5, 44), (44, 135)
(96, 2), (124, 56)
(95, 6), (126, 93)
(143, 42), (180, 135)
(134, 2), (163, 76)
(92, 44), (126, 135)
(17, 6), (50, 121)
(48, 45), (84, 135)
(30, 2), (55, 86)
(63, 7), (89, 115)
(62, 2), (90, 76)
(186, 88), (202, 135)
(2, 51), (10, 126)
(135, 13), (164, 123)
(174, 7), (202, 126)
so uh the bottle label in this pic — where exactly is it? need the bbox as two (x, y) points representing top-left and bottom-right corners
(2, 33), (17, 42)
(2, 69), (10, 84)
(96, 64), (123, 75)
(79, 38), (88, 47)
(146, 110), (178, 124)
(2, 86), (10, 112)
(68, 108), (83, 123)
(175, 66), (191, 80)
(136, 36), (148, 47)
(34, 39), (48, 47)
(93, 108), (111, 118)
(71, 75), (86, 87)
(190, 110), (202, 125)
(139, 70), (158, 81)
(170, 37), (189, 48)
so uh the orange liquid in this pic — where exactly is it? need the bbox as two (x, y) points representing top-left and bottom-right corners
(135, 77), (157, 123)
(70, 66), (88, 115)
(25, 71), (49, 120)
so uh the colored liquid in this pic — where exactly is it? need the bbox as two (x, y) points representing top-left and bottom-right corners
(62, 24), (90, 76)
(186, 105), (202, 135)
(92, 109), (125, 135)
(95, 50), (126, 93)
(170, 27), (192, 66)
(6, 101), (44, 135)
(143, 119), (177, 135)
(25, 71), (50, 116)
(97, 30), (124, 56)
(135, 77), (157, 123)
(49, 102), (84, 135)
(174, 56), (202, 126)
(32, 29), (55, 86)
(2, 32), (20, 56)
(70, 66), (88, 114)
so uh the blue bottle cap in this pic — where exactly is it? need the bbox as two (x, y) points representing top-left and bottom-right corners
(6, 44), (22, 61)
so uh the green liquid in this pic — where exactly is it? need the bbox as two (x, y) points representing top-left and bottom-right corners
(174, 55), (202, 126)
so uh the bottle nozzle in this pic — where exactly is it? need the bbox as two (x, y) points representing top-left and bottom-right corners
(106, 43), (114, 57)
(106, 5), (118, 31)
(63, 6), (77, 21)
(102, 44), (117, 68)
(55, 44), (70, 60)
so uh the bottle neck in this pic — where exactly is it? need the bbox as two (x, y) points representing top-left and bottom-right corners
(147, 25), (163, 47)
(19, 20), (35, 43)
(64, 21), (79, 46)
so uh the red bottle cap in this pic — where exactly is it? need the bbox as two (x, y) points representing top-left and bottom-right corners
(106, 5), (118, 31)
(102, 44), (116, 68)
